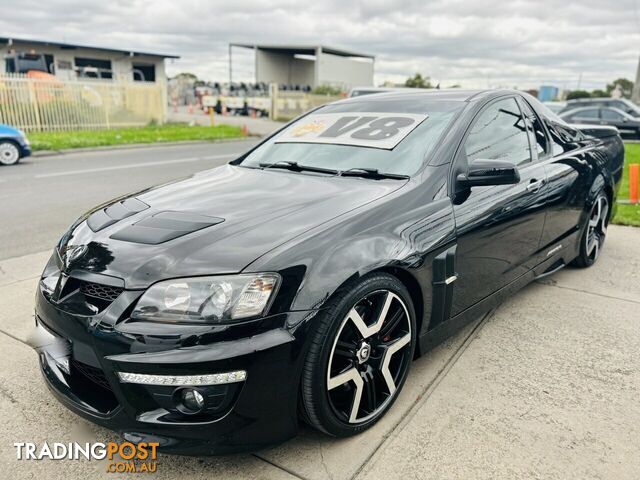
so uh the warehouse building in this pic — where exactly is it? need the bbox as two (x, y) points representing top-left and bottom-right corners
(229, 43), (374, 90)
(0, 36), (178, 89)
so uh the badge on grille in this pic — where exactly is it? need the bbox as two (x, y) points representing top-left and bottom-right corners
(58, 244), (88, 270)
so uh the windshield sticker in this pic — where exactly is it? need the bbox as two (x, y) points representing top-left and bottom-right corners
(275, 112), (428, 150)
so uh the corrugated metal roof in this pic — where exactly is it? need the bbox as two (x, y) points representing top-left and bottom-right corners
(0, 36), (180, 59)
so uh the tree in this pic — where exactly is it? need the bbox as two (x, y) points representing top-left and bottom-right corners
(605, 78), (634, 98)
(313, 84), (344, 96)
(591, 89), (608, 98)
(173, 72), (198, 81)
(405, 73), (432, 89)
(566, 90), (591, 100)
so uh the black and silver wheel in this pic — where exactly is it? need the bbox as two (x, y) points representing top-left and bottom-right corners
(0, 141), (20, 166)
(300, 273), (416, 436)
(573, 192), (609, 268)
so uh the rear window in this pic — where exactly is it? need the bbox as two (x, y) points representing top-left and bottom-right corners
(239, 100), (464, 176)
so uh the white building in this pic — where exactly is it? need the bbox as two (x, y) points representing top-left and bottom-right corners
(0, 36), (178, 95)
(229, 44), (374, 90)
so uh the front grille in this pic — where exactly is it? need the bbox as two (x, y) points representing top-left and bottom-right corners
(79, 282), (123, 302)
(71, 359), (112, 391)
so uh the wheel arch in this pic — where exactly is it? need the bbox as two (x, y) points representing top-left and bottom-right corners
(369, 266), (425, 357)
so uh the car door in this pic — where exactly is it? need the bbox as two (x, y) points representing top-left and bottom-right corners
(601, 108), (638, 136)
(567, 108), (600, 124)
(450, 96), (548, 316)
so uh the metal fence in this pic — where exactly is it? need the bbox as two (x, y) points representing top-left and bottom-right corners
(270, 87), (342, 121)
(0, 74), (165, 132)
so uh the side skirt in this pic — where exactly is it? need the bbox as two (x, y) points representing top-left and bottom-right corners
(418, 268), (535, 355)
(418, 228), (582, 356)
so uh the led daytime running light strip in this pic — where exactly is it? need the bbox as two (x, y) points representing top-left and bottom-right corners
(117, 370), (247, 386)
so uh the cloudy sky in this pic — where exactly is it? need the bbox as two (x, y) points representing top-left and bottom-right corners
(1, 0), (639, 89)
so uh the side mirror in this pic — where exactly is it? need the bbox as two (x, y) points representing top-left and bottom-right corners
(457, 159), (520, 188)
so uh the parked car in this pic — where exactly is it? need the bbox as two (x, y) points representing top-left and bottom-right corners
(32, 89), (623, 455)
(559, 106), (640, 138)
(348, 86), (431, 97)
(0, 124), (31, 165)
(560, 97), (640, 117)
(542, 101), (567, 114)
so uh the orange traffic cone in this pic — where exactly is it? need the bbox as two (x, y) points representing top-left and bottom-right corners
(188, 103), (194, 114)
(241, 125), (249, 136)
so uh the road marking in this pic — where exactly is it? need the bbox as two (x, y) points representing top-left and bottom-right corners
(34, 153), (239, 179)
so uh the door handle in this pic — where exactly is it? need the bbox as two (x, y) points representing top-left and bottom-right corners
(526, 179), (544, 193)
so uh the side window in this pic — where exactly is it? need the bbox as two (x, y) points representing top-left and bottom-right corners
(520, 99), (548, 159)
(575, 109), (599, 119)
(464, 98), (531, 166)
(601, 109), (623, 121)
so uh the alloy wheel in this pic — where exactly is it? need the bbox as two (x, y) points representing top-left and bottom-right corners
(0, 142), (19, 165)
(326, 290), (412, 424)
(586, 195), (608, 261)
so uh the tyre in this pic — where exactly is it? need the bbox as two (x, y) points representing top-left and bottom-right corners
(572, 191), (609, 268)
(300, 273), (416, 437)
(0, 141), (20, 166)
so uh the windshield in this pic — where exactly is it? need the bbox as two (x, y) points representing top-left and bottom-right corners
(238, 99), (464, 176)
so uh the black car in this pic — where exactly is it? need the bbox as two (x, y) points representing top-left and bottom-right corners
(32, 90), (624, 455)
(560, 106), (640, 138)
(560, 97), (640, 117)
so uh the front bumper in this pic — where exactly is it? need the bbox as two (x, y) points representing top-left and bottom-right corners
(34, 285), (315, 455)
(20, 143), (32, 158)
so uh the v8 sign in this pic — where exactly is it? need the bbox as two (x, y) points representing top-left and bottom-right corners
(275, 112), (429, 150)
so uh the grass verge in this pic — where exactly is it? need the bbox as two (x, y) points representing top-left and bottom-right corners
(612, 143), (640, 227)
(29, 123), (244, 151)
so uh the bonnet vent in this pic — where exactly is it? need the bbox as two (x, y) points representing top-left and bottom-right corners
(110, 211), (224, 245)
(87, 198), (149, 232)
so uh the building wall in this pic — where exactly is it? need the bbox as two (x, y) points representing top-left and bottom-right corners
(0, 41), (167, 85)
(538, 85), (559, 102)
(317, 52), (374, 88)
(255, 50), (315, 86)
(1, 41), (169, 121)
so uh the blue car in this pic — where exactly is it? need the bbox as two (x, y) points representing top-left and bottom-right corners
(0, 124), (31, 165)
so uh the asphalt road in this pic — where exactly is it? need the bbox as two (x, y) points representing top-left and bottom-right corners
(0, 140), (258, 261)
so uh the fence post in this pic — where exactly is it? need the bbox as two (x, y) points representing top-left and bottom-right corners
(27, 79), (42, 132)
(269, 83), (279, 121)
(630, 164), (639, 204)
(104, 86), (111, 129)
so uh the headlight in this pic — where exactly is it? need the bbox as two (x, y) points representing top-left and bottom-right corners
(17, 129), (29, 145)
(130, 274), (280, 324)
(39, 254), (61, 297)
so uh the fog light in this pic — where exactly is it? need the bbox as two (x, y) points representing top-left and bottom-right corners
(179, 388), (205, 413)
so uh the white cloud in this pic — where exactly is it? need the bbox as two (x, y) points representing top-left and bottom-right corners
(0, 0), (638, 89)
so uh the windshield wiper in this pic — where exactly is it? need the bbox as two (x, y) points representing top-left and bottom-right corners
(259, 161), (338, 175)
(339, 168), (409, 180)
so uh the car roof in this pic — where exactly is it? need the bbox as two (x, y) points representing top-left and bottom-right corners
(567, 97), (627, 104)
(335, 89), (514, 107)
(563, 105), (632, 115)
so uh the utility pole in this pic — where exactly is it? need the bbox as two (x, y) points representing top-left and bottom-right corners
(633, 54), (640, 104)
(229, 44), (232, 85)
